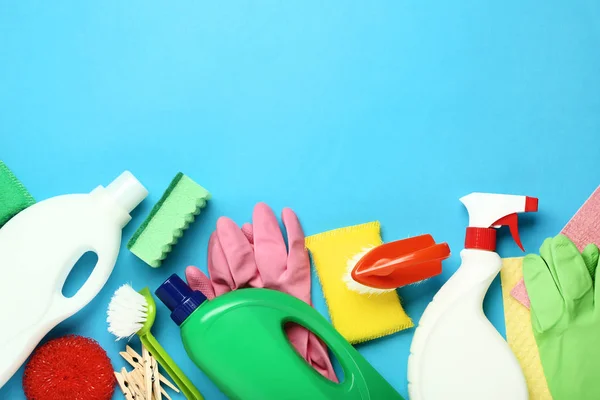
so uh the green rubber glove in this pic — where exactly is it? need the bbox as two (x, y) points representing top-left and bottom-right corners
(524, 234), (600, 400)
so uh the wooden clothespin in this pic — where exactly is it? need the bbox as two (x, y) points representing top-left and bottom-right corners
(158, 373), (179, 393)
(128, 368), (148, 399)
(121, 368), (145, 399)
(142, 346), (153, 400)
(116, 343), (183, 400)
(114, 371), (136, 400)
(151, 355), (162, 400)
(120, 345), (179, 393)
(160, 386), (172, 400)
(124, 367), (145, 399)
(121, 345), (144, 370)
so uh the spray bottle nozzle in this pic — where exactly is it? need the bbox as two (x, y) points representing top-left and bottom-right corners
(461, 193), (538, 252)
(525, 196), (539, 212)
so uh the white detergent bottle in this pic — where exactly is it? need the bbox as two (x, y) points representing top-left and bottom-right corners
(408, 193), (538, 400)
(0, 171), (147, 388)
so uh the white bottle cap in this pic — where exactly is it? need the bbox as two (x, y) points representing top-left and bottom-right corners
(106, 171), (148, 214)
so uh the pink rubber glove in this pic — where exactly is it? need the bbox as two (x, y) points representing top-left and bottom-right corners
(185, 203), (337, 382)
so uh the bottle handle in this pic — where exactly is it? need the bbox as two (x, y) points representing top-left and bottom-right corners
(49, 251), (117, 322)
(275, 293), (404, 399)
(0, 250), (117, 389)
(277, 297), (379, 396)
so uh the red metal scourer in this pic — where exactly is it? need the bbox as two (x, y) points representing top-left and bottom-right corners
(23, 335), (115, 400)
(350, 234), (450, 291)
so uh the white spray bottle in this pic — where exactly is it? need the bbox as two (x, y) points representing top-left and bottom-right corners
(0, 171), (148, 388)
(408, 193), (538, 400)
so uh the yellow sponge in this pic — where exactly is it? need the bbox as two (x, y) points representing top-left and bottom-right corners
(500, 257), (551, 400)
(306, 221), (413, 344)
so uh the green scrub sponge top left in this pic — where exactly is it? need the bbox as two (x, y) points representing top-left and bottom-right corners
(0, 161), (35, 227)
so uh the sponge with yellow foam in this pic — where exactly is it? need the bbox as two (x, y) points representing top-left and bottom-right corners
(306, 221), (413, 344)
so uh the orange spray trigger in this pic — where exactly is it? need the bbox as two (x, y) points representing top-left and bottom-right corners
(350, 234), (450, 290)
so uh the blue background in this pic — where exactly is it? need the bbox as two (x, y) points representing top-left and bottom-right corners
(1, 1), (599, 399)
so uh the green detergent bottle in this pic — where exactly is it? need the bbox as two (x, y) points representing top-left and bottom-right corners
(155, 274), (404, 400)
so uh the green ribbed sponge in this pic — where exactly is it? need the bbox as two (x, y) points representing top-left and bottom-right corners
(0, 161), (35, 227)
(127, 172), (210, 268)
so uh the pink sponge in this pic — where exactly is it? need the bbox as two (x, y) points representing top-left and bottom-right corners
(510, 280), (531, 308)
(561, 186), (600, 251)
(511, 186), (600, 308)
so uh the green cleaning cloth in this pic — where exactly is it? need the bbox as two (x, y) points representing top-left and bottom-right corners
(523, 234), (600, 400)
(0, 161), (35, 227)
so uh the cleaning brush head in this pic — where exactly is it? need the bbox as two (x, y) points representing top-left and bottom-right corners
(344, 235), (450, 295)
(343, 246), (389, 295)
(107, 284), (149, 340)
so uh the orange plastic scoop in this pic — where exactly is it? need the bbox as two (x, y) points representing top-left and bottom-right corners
(350, 234), (450, 290)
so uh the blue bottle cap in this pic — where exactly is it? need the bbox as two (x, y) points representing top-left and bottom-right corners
(155, 274), (207, 326)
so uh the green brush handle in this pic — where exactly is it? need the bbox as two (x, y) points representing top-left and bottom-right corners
(140, 332), (204, 400)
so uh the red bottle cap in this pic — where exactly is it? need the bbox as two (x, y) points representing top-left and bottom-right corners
(465, 227), (497, 251)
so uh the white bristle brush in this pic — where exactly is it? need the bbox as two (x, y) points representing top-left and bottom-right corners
(107, 284), (149, 339)
(106, 284), (204, 400)
(342, 246), (391, 295)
